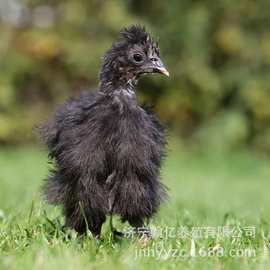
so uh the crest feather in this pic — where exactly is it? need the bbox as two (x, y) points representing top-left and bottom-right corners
(120, 25), (151, 44)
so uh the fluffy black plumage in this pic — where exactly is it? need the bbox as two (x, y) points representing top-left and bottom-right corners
(40, 25), (169, 238)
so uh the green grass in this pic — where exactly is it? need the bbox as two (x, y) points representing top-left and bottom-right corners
(1, 140), (270, 269)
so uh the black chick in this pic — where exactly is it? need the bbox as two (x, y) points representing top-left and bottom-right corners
(40, 25), (169, 238)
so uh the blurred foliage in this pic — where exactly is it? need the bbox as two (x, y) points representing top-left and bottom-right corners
(0, 0), (270, 152)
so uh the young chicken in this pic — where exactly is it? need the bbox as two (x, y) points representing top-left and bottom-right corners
(40, 25), (169, 238)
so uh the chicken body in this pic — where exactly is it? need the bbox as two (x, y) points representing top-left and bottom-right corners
(42, 88), (166, 236)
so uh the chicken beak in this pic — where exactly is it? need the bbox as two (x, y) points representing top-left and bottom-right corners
(157, 66), (170, 77)
(152, 58), (170, 77)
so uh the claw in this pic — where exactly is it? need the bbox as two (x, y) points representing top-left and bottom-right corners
(112, 229), (125, 238)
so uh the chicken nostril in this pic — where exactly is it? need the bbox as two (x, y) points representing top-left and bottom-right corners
(150, 58), (158, 62)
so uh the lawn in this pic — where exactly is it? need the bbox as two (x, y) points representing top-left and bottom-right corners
(0, 139), (270, 270)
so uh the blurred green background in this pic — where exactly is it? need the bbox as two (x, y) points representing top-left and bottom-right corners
(1, 0), (270, 153)
(1, 2), (270, 269)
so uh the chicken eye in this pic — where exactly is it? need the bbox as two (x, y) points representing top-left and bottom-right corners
(133, 53), (143, 63)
